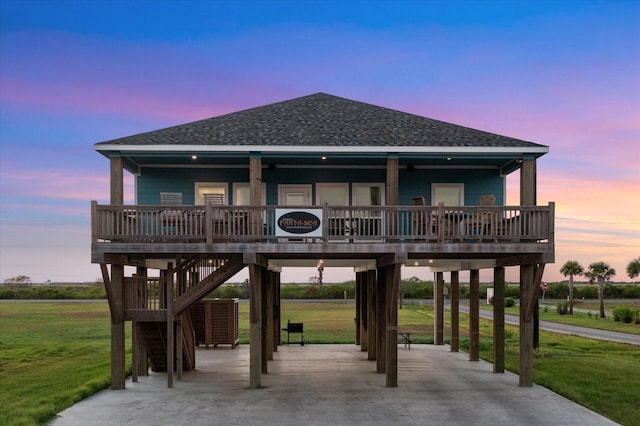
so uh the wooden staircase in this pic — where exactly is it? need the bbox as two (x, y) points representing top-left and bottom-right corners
(174, 255), (245, 315)
(131, 254), (245, 372)
(139, 315), (195, 372)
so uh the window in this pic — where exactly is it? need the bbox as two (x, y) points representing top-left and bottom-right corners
(352, 183), (384, 206)
(232, 183), (266, 206)
(431, 183), (464, 206)
(194, 183), (227, 205)
(352, 183), (384, 239)
(316, 183), (349, 205)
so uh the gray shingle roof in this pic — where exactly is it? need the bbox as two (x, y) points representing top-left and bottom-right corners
(96, 93), (545, 149)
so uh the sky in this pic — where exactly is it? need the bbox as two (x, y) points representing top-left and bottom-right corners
(1, 0), (638, 284)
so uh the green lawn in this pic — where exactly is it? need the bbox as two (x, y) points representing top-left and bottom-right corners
(1, 301), (639, 425)
(0, 302), (131, 426)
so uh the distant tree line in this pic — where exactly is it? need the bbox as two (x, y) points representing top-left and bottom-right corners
(186, 280), (640, 301)
(0, 283), (107, 299)
(1, 275), (639, 302)
(3, 275), (32, 285)
(560, 257), (639, 318)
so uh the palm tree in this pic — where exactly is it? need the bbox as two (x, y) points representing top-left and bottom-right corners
(585, 262), (616, 319)
(560, 260), (583, 315)
(627, 257), (640, 282)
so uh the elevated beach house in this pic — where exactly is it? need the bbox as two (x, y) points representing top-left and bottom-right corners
(92, 93), (554, 390)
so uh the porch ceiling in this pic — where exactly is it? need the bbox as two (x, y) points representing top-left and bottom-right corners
(119, 152), (524, 175)
(141, 255), (496, 274)
(267, 257), (496, 272)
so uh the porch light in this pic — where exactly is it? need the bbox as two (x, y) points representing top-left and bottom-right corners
(321, 156), (327, 160)
(191, 155), (198, 160)
(446, 157), (452, 161)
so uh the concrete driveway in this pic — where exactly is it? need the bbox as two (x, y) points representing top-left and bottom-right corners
(50, 344), (617, 426)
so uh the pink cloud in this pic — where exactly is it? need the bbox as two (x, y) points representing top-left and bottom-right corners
(0, 166), (134, 203)
(1, 76), (231, 123)
(505, 167), (639, 282)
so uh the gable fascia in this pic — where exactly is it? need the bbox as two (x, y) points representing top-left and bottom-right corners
(96, 144), (549, 156)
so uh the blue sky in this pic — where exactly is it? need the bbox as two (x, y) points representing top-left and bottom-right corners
(1, 0), (638, 283)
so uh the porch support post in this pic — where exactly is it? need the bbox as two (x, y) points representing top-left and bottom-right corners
(520, 158), (537, 387)
(249, 154), (262, 204)
(367, 270), (377, 360)
(469, 269), (480, 361)
(131, 295), (138, 384)
(386, 157), (399, 206)
(166, 263), (174, 388)
(110, 264), (126, 389)
(450, 271), (460, 352)
(110, 156), (123, 205)
(519, 264), (535, 386)
(108, 155), (126, 390)
(521, 158), (540, 347)
(249, 263), (263, 388)
(376, 266), (386, 373)
(355, 275), (361, 345)
(266, 270), (274, 361)
(385, 263), (401, 387)
(359, 271), (368, 352)
(249, 154), (262, 236)
(533, 263), (545, 349)
(520, 158), (536, 207)
(261, 267), (269, 373)
(271, 271), (281, 351)
(386, 157), (399, 237)
(277, 272), (282, 348)
(131, 266), (149, 382)
(434, 272), (444, 345)
(493, 267), (505, 373)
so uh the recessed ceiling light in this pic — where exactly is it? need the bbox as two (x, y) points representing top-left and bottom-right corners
(321, 156), (327, 160)
(192, 155), (198, 160)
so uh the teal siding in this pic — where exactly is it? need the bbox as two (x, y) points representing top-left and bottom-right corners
(399, 169), (504, 205)
(137, 166), (503, 206)
(263, 168), (386, 205)
(137, 168), (249, 204)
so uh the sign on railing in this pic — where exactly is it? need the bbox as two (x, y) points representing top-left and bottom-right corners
(275, 209), (323, 237)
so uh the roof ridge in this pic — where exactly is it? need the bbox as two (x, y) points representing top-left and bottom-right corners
(95, 93), (547, 150)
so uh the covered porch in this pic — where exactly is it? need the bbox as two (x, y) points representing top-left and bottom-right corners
(98, 242), (550, 391)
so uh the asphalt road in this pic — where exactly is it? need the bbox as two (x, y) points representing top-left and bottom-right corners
(457, 304), (640, 345)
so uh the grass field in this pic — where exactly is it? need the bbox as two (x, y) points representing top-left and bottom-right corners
(1, 301), (638, 425)
(0, 302), (131, 426)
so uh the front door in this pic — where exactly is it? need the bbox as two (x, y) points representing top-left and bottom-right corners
(278, 184), (312, 206)
(278, 184), (313, 241)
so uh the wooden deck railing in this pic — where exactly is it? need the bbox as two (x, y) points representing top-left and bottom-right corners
(91, 201), (554, 245)
(124, 255), (232, 319)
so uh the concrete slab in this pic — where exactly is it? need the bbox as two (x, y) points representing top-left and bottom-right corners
(50, 344), (617, 425)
